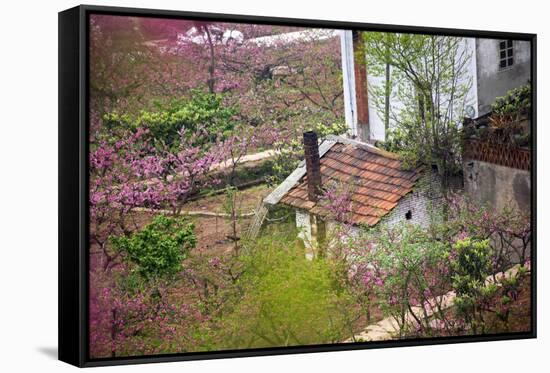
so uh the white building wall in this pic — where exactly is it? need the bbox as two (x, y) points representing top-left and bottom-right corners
(341, 36), (479, 142)
(296, 209), (312, 244)
(296, 209), (317, 260)
(367, 73), (387, 141)
(339, 30), (358, 138)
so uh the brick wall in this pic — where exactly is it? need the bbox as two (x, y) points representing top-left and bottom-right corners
(381, 171), (462, 229)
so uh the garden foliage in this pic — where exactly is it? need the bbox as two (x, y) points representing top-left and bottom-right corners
(211, 233), (358, 349)
(87, 15), (532, 357)
(330, 195), (531, 338)
(110, 215), (196, 281)
(103, 90), (238, 150)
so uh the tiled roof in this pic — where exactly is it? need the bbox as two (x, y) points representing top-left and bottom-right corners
(279, 140), (423, 226)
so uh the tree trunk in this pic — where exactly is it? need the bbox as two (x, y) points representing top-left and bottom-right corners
(204, 26), (216, 93)
(110, 308), (117, 358)
(384, 62), (391, 136)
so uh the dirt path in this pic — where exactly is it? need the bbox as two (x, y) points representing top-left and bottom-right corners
(134, 207), (255, 218)
(211, 149), (277, 171)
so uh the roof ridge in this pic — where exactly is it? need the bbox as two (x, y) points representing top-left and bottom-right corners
(325, 135), (401, 160)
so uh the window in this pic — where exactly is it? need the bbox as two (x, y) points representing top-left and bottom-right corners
(499, 40), (514, 70)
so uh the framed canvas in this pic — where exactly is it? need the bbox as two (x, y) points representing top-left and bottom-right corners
(59, 4), (536, 367)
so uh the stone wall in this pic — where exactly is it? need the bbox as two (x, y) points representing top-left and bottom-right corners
(295, 209), (319, 260)
(296, 209), (312, 245)
(463, 159), (531, 214)
(382, 173), (437, 229)
(463, 156), (531, 264)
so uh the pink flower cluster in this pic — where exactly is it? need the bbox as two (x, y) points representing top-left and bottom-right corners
(321, 182), (353, 223)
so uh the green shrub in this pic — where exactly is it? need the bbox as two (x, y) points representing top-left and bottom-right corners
(451, 238), (496, 333)
(355, 223), (451, 336)
(103, 89), (238, 149)
(211, 233), (356, 349)
(110, 214), (196, 281)
(491, 84), (531, 116)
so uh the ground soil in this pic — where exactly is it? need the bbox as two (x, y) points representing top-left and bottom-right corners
(91, 184), (273, 258)
(483, 273), (532, 333)
(183, 184), (273, 255)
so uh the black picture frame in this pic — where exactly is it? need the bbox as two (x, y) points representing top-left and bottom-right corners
(59, 4), (537, 367)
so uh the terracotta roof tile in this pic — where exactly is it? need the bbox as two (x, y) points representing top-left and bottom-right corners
(279, 139), (422, 226)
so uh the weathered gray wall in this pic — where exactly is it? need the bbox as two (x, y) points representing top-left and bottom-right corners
(296, 209), (312, 244)
(296, 209), (322, 259)
(463, 159), (531, 214)
(476, 39), (531, 115)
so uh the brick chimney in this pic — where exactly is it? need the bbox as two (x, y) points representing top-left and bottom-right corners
(303, 131), (322, 202)
(352, 30), (370, 143)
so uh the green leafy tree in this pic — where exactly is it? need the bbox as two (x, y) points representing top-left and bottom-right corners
(110, 214), (196, 281)
(362, 33), (473, 187)
(222, 186), (243, 255)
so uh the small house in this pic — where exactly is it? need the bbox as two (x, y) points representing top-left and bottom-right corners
(264, 131), (443, 258)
